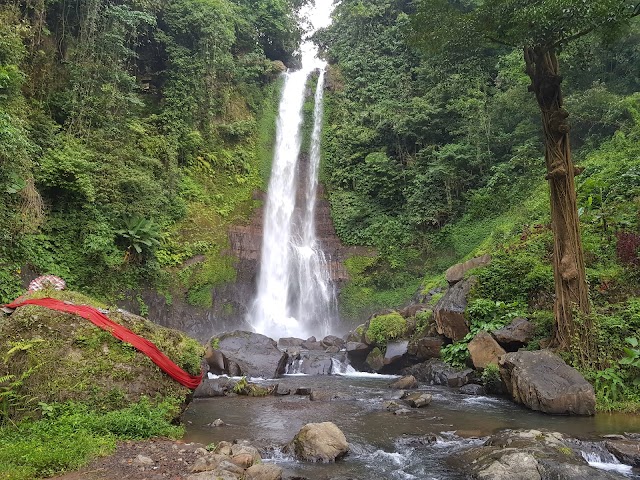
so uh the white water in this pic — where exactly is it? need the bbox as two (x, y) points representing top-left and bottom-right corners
(581, 451), (634, 475)
(249, 0), (337, 340)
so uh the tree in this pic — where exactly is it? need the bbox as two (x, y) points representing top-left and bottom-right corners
(412, 0), (640, 350)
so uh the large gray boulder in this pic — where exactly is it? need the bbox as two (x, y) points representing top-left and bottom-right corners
(433, 278), (476, 341)
(453, 429), (623, 480)
(207, 331), (288, 379)
(500, 350), (595, 415)
(287, 422), (349, 462)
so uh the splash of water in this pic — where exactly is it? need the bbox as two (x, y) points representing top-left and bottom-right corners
(248, 1), (337, 340)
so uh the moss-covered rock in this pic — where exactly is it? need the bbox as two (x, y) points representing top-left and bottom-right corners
(0, 290), (203, 421)
(365, 312), (407, 346)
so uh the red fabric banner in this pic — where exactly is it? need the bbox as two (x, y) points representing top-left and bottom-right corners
(5, 297), (203, 390)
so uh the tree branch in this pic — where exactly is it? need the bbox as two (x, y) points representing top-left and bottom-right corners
(633, 2), (640, 17)
(551, 26), (597, 50)
(484, 35), (517, 49)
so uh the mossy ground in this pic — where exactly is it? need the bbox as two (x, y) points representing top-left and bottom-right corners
(0, 289), (203, 420)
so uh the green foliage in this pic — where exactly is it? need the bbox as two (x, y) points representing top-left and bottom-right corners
(481, 363), (501, 390)
(366, 312), (407, 346)
(232, 376), (248, 394)
(0, 398), (182, 479)
(440, 341), (469, 369)
(340, 260), (421, 325)
(414, 309), (433, 335)
(116, 215), (161, 257)
(620, 337), (640, 385)
(0, 0), (293, 304)
(442, 299), (524, 369)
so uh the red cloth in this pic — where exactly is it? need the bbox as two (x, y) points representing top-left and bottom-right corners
(5, 297), (203, 390)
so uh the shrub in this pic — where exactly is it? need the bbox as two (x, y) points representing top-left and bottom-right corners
(366, 312), (407, 346)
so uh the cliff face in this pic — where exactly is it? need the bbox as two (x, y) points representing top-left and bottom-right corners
(120, 165), (361, 342)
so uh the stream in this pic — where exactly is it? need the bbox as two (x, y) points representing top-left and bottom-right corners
(184, 374), (640, 479)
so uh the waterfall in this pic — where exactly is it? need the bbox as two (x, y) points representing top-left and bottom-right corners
(248, 1), (337, 340)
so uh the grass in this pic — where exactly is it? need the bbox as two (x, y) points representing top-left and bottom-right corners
(0, 398), (183, 480)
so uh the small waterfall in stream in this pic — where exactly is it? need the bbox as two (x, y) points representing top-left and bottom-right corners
(248, 1), (337, 340)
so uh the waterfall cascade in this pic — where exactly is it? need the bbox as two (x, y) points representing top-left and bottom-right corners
(248, 1), (337, 340)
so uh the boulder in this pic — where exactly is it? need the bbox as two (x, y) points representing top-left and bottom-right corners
(321, 335), (345, 349)
(0, 291), (203, 421)
(445, 254), (492, 284)
(404, 359), (474, 387)
(407, 336), (445, 360)
(288, 422), (349, 462)
(301, 339), (324, 350)
(384, 340), (409, 365)
(346, 324), (366, 343)
(209, 331), (288, 379)
(605, 439), (640, 466)
(230, 444), (261, 468)
(190, 453), (229, 472)
(345, 341), (371, 371)
(453, 429), (622, 480)
(204, 345), (226, 374)
(492, 317), (535, 350)
(389, 375), (418, 390)
(468, 331), (506, 369)
(346, 341), (369, 353)
(402, 391), (432, 408)
(460, 384), (485, 395)
(285, 351), (349, 375)
(433, 277), (476, 341)
(278, 337), (304, 348)
(366, 347), (384, 371)
(244, 463), (283, 480)
(194, 377), (231, 398)
(500, 350), (596, 415)
(398, 303), (430, 318)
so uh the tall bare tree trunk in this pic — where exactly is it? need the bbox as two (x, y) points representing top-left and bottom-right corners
(524, 46), (591, 352)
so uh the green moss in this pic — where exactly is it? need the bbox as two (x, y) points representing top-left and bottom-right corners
(366, 312), (407, 346)
(0, 290), (203, 420)
(340, 255), (421, 324)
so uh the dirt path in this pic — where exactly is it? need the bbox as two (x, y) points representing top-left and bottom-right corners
(48, 438), (206, 480)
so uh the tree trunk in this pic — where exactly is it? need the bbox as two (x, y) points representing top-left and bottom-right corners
(524, 46), (591, 351)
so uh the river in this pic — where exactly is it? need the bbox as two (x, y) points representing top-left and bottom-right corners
(184, 374), (640, 479)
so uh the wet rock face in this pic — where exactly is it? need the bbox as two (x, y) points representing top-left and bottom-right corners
(500, 350), (596, 415)
(288, 422), (349, 463)
(206, 330), (288, 379)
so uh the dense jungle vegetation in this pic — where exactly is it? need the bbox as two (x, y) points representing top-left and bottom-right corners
(317, 0), (640, 409)
(1, 0), (639, 415)
(0, 0), (301, 306)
